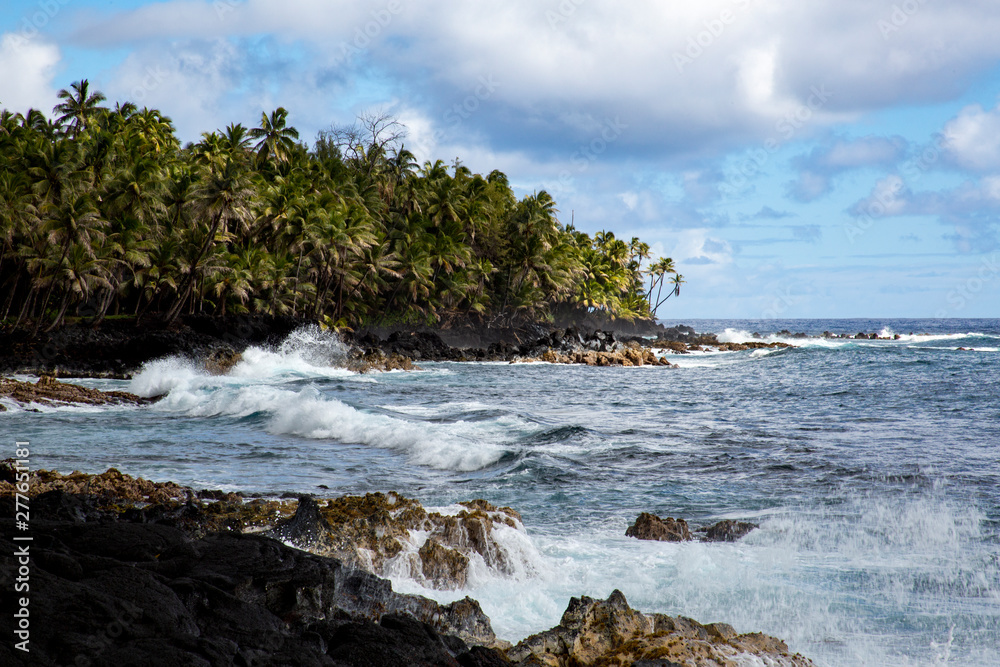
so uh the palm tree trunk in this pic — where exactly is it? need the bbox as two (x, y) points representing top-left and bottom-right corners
(166, 213), (221, 324)
(45, 291), (70, 332)
(291, 246), (303, 317)
(2, 271), (20, 322)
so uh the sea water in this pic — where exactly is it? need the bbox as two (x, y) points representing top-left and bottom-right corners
(3, 318), (998, 666)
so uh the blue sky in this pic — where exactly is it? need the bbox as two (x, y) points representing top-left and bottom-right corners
(2, 0), (999, 318)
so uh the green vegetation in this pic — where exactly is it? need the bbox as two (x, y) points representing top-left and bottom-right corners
(0, 80), (682, 331)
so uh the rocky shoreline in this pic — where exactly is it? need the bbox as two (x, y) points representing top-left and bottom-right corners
(0, 315), (806, 379)
(1, 464), (813, 666)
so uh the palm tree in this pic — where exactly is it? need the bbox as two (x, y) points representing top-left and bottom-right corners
(165, 158), (255, 323)
(44, 242), (110, 330)
(653, 273), (685, 316)
(36, 193), (106, 325)
(54, 80), (107, 138)
(249, 107), (300, 166)
(646, 256), (676, 311)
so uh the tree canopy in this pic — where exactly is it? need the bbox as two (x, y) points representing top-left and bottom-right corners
(0, 82), (683, 331)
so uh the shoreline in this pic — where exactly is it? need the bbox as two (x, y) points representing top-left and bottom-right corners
(0, 463), (814, 666)
(0, 314), (915, 380)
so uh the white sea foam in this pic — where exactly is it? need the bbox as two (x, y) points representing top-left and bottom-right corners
(230, 325), (357, 380)
(383, 492), (997, 667)
(715, 328), (843, 348)
(384, 506), (541, 591)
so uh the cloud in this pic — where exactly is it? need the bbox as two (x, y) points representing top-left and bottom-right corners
(792, 225), (822, 243)
(848, 174), (910, 219)
(0, 33), (60, 113)
(65, 1), (1000, 163)
(788, 135), (908, 201)
(748, 206), (793, 220)
(941, 102), (1000, 172)
(847, 174), (1000, 252)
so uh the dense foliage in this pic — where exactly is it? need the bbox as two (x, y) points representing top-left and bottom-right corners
(0, 80), (683, 331)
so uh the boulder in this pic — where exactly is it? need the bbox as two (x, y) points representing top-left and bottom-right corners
(700, 519), (758, 543)
(625, 512), (691, 542)
(507, 590), (814, 666)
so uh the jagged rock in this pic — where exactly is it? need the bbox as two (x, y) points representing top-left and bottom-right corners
(627, 512), (759, 544)
(305, 493), (528, 591)
(203, 347), (242, 374)
(0, 462), (190, 505)
(0, 498), (510, 665)
(0, 376), (153, 408)
(625, 512), (691, 542)
(701, 519), (758, 542)
(347, 349), (417, 372)
(0, 463), (525, 593)
(508, 590), (814, 667)
(266, 495), (332, 550)
(419, 539), (470, 589)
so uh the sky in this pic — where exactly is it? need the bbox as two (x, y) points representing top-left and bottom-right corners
(2, 0), (999, 319)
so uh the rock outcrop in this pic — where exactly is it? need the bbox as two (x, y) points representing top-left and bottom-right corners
(0, 466), (816, 666)
(0, 314), (305, 378)
(0, 376), (153, 408)
(507, 590), (813, 666)
(1, 463), (528, 593)
(0, 493), (508, 666)
(626, 512), (759, 543)
(625, 512), (692, 542)
(268, 492), (528, 591)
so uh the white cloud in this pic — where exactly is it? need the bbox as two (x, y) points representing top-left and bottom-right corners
(619, 191), (639, 211)
(850, 174), (908, 218)
(942, 103), (1000, 171)
(69, 1), (1000, 159)
(0, 33), (60, 113)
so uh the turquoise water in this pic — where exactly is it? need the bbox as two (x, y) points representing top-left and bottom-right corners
(3, 319), (999, 665)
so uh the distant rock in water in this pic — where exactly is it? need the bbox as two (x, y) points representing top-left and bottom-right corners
(507, 589), (814, 666)
(625, 512), (692, 541)
(626, 512), (758, 543)
(701, 519), (759, 542)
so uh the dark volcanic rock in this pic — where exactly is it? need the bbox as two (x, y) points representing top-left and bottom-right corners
(0, 314), (304, 378)
(266, 495), (332, 550)
(625, 512), (692, 542)
(0, 493), (510, 666)
(701, 519), (759, 543)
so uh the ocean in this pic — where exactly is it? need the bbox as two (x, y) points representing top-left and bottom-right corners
(3, 318), (999, 666)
